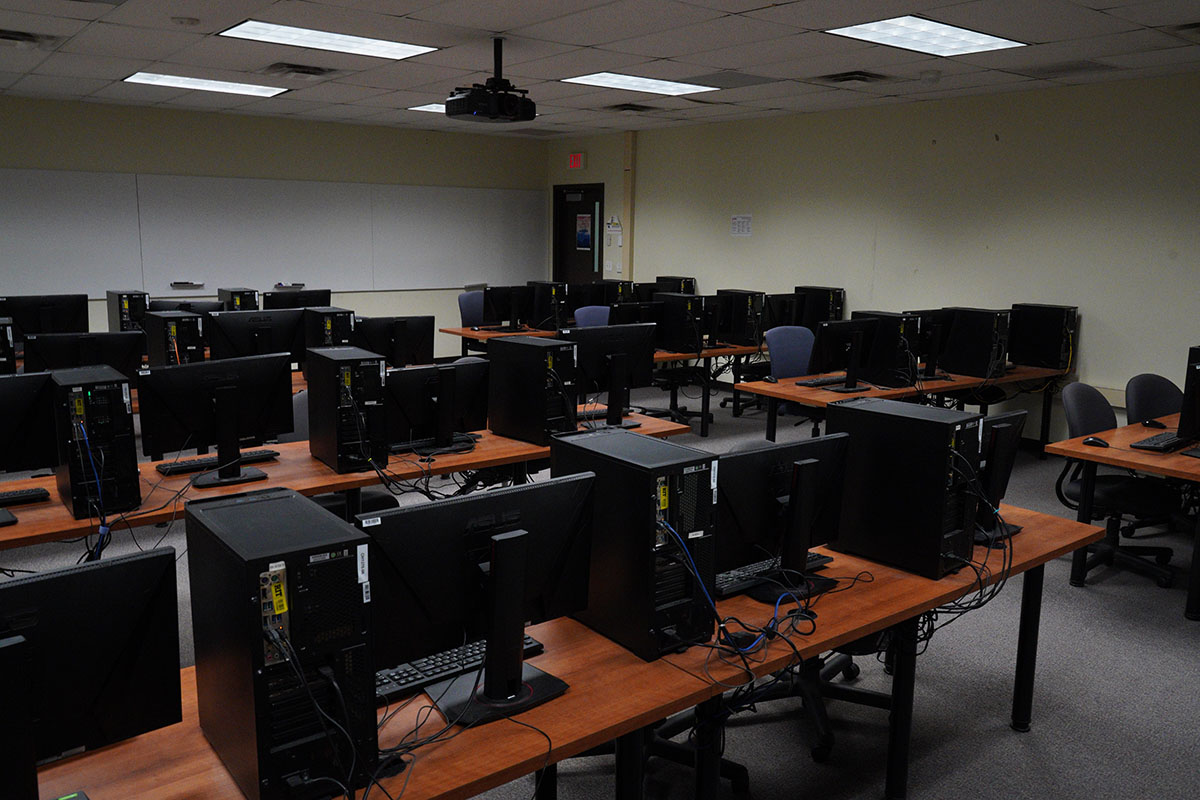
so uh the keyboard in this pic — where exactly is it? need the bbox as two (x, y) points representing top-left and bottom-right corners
(714, 551), (833, 599)
(0, 487), (50, 508)
(374, 634), (544, 706)
(477, 324), (525, 333)
(1129, 432), (1192, 453)
(795, 375), (848, 388)
(156, 449), (280, 476)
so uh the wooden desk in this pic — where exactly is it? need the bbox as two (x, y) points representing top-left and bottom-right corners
(651, 343), (762, 437)
(664, 505), (1101, 799)
(1045, 413), (1200, 619)
(439, 326), (557, 357)
(0, 412), (687, 552)
(38, 618), (715, 800)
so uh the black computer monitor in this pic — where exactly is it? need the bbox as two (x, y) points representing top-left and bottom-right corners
(136, 353), (294, 487)
(0, 547), (180, 787)
(261, 288), (332, 309)
(1178, 359), (1200, 442)
(558, 323), (656, 426)
(716, 434), (849, 599)
(630, 282), (659, 303)
(355, 473), (593, 725)
(567, 282), (605, 312)
(808, 317), (881, 392)
(976, 410), (1027, 541)
(482, 285), (531, 328)
(383, 360), (488, 454)
(0, 294), (89, 343)
(607, 300), (663, 327)
(0, 317), (13, 375)
(22, 331), (147, 380)
(0, 372), (57, 474)
(903, 308), (958, 377)
(763, 293), (804, 331)
(207, 308), (306, 365)
(352, 315), (434, 368)
(526, 281), (569, 331)
(850, 311), (920, 388)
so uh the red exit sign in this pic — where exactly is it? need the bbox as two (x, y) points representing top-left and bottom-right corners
(567, 152), (586, 169)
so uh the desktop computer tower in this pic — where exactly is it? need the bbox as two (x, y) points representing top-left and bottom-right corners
(716, 289), (766, 346)
(940, 307), (1010, 378)
(1190, 346), (1200, 366)
(106, 290), (148, 332)
(1008, 303), (1077, 369)
(488, 336), (579, 445)
(598, 279), (635, 304)
(763, 293), (801, 330)
(303, 307), (355, 353)
(656, 292), (717, 353)
(826, 398), (980, 579)
(218, 287), (260, 312)
(49, 366), (141, 520)
(655, 276), (697, 295)
(143, 310), (205, 366)
(0, 317), (13, 375)
(307, 347), (389, 474)
(794, 286), (845, 329)
(551, 429), (716, 661)
(186, 488), (378, 800)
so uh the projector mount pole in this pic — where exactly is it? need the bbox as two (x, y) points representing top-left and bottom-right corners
(494, 37), (503, 81)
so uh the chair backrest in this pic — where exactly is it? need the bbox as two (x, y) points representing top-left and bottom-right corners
(1062, 382), (1117, 438)
(458, 290), (484, 327)
(276, 389), (308, 443)
(764, 326), (815, 379)
(1125, 373), (1182, 423)
(574, 305), (610, 327)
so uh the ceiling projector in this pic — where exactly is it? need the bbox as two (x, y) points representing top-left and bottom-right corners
(445, 38), (535, 123)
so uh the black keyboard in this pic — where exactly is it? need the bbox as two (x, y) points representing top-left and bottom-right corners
(374, 634), (544, 706)
(478, 324), (525, 333)
(156, 449), (280, 476)
(0, 487), (50, 508)
(1129, 432), (1191, 453)
(795, 375), (847, 388)
(714, 552), (833, 599)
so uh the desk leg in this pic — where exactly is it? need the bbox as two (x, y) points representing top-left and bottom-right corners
(1186, 517), (1200, 620)
(700, 357), (712, 437)
(1070, 461), (1097, 587)
(534, 765), (557, 800)
(1039, 385), (1054, 460)
(766, 397), (779, 442)
(1011, 564), (1044, 731)
(614, 727), (646, 800)
(731, 355), (744, 417)
(694, 696), (722, 800)
(343, 488), (362, 521)
(461, 338), (470, 358)
(885, 617), (918, 800)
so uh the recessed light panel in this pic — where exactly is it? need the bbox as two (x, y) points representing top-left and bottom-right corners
(221, 20), (436, 60)
(409, 103), (446, 113)
(562, 72), (718, 96)
(124, 72), (287, 97)
(826, 16), (1024, 57)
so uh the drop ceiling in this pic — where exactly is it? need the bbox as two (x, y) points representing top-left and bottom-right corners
(1, 0), (1198, 137)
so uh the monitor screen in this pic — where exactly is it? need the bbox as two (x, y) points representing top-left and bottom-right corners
(23, 331), (147, 380)
(558, 323), (656, 398)
(0, 294), (88, 343)
(0, 372), (57, 473)
(808, 318), (881, 375)
(353, 315), (434, 368)
(355, 473), (593, 668)
(0, 548), (181, 764)
(207, 309), (306, 364)
(261, 289), (332, 309)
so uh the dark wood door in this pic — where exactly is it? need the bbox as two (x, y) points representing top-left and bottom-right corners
(552, 183), (604, 284)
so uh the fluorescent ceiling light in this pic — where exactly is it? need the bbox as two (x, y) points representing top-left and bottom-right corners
(826, 16), (1024, 57)
(221, 20), (436, 60)
(124, 71), (287, 97)
(562, 72), (718, 96)
(409, 103), (446, 113)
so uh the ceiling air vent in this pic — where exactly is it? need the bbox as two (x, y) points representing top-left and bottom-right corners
(606, 103), (661, 112)
(0, 29), (61, 50)
(261, 62), (339, 81)
(816, 70), (893, 84)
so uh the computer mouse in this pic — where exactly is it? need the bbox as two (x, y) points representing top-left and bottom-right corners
(470, 326), (480, 331)
(1082, 436), (1109, 448)
(1142, 419), (1167, 429)
(763, 375), (778, 383)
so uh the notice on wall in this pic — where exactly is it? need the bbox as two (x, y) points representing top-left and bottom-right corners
(731, 215), (752, 237)
(576, 214), (592, 250)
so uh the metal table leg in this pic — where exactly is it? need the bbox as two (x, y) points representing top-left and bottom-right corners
(885, 617), (918, 800)
(1039, 384), (1054, 460)
(693, 696), (723, 800)
(614, 727), (646, 800)
(534, 765), (557, 800)
(700, 356), (712, 437)
(1070, 461), (1097, 587)
(766, 397), (779, 442)
(1186, 514), (1200, 620)
(1011, 564), (1044, 731)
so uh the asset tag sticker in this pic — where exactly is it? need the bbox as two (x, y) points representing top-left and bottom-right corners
(361, 517), (381, 528)
(688, 530), (704, 539)
(357, 544), (369, 583)
(271, 581), (288, 614)
(362, 581), (372, 603)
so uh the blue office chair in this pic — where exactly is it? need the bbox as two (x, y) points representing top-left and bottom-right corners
(458, 290), (484, 327)
(1125, 373), (1182, 424)
(765, 325), (818, 432)
(573, 304), (610, 327)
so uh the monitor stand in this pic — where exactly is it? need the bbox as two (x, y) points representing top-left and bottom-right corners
(192, 386), (268, 488)
(828, 330), (869, 393)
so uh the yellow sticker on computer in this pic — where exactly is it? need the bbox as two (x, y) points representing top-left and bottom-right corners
(658, 484), (669, 510)
(271, 581), (288, 614)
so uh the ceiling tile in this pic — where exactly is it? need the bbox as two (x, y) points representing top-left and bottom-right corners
(0, 1), (110, 22)
(505, 46), (653, 80)
(678, 1), (775, 11)
(604, 14), (800, 58)
(346, 88), (430, 107)
(506, 78), (607, 101)
(165, 33), (387, 72)
(1096, 43), (1200, 67)
(677, 31), (873, 71)
(97, 0), (278, 34)
(292, 102), (385, 119)
(1107, 0), (1200, 26)
(32, 50), (149, 79)
(89, 78), (189, 101)
(511, 0), (724, 47)
(903, 76), (1060, 100)
(61, 21), (206, 59)
(746, 1), (964, 32)
(280, 79), (393, 101)
(706, 79), (832, 102)
(7, 71), (108, 96)
(155, 90), (263, 109)
(334, 58), (472, 88)
(409, 0), (614, 31)
(233, 94), (328, 114)
(407, 35), (575, 70)
(0, 46), (52, 73)
(755, 41), (934, 81)
(0, 69), (22, 88)
(253, 0), (473, 48)
(954, 28), (1189, 69)
(930, 0), (1139, 45)
(0, 7), (91, 35)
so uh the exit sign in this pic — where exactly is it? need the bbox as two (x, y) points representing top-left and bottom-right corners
(567, 152), (586, 169)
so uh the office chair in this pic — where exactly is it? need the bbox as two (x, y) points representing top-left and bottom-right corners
(1055, 382), (1178, 587)
(572, 304), (610, 327)
(764, 325), (819, 434)
(1125, 373), (1182, 423)
(457, 290), (484, 327)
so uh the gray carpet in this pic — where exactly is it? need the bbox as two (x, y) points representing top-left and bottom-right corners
(3, 386), (1197, 799)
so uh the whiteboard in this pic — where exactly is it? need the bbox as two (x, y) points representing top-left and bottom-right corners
(371, 184), (546, 290)
(0, 168), (143, 297)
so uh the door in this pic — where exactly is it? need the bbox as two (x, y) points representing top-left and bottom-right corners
(552, 183), (604, 284)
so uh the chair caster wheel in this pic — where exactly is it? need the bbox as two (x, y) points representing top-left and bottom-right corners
(841, 662), (861, 681)
(811, 745), (831, 763)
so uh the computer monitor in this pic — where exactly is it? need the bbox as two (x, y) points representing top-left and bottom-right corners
(0, 318), (13, 375)
(630, 282), (659, 303)
(206, 308), (306, 365)
(136, 353), (294, 487)
(807, 317), (881, 392)
(526, 281), (569, 330)
(567, 282), (605, 311)
(147, 299), (225, 315)
(0, 294), (89, 343)
(976, 410), (1027, 541)
(356, 473), (593, 725)
(558, 323), (656, 426)
(0, 548), (180, 784)
(849, 310), (920, 388)
(716, 434), (849, 600)
(607, 300), (663, 327)
(261, 288), (332, 309)
(383, 360), (488, 454)
(763, 293), (804, 331)
(903, 308), (958, 377)
(1178, 359), (1200, 443)
(22, 331), (147, 380)
(0, 372), (57, 474)
(655, 276), (697, 295)
(482, 285), (531, 328)
(352, 315), (434, 367)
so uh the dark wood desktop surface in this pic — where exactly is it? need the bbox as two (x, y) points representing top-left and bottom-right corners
(0, 411), (688, 552)
(439, 325), (558, 341)
(1045, 413), (1200, 619)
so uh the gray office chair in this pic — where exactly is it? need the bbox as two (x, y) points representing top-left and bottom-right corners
(1125, 373), (1182, 423)
(458, 290), (484, 327)
(1055, 382), (1178, 586)
(765, 325), (818, 433)
(573, 304), (610, 327)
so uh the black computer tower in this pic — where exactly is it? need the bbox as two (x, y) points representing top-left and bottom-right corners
(303, 307), (355, 354)
(307, 347), (389, 473)
(763, 293), (801, 330)
(1008, 304), (1077, 370)
(940, 307), (1010, 378)
(0, 317), (13, 375)
(488, 336), (578, 445)
(550, 429), (716, 661)
(106, 290), (148, 333)
(143, 310), (205, 366)
(186, 488), (377, 800)
(597, 279), (635, 304)
(655, 276), (697, 295)
(218, 287), (260, 312)
(1190, 346), (1200, 366)
(716, 289), (766, 346)
(850, 310), (920, 387)
(826, 398), (980, 579)
(794, 286), (845, 329)
(527, 281), (569, 330)
(656, 293), (717, 353)
(49, 365), (141, 520)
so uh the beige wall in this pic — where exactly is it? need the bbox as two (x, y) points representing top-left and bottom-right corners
(544, 133), (629, 278)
